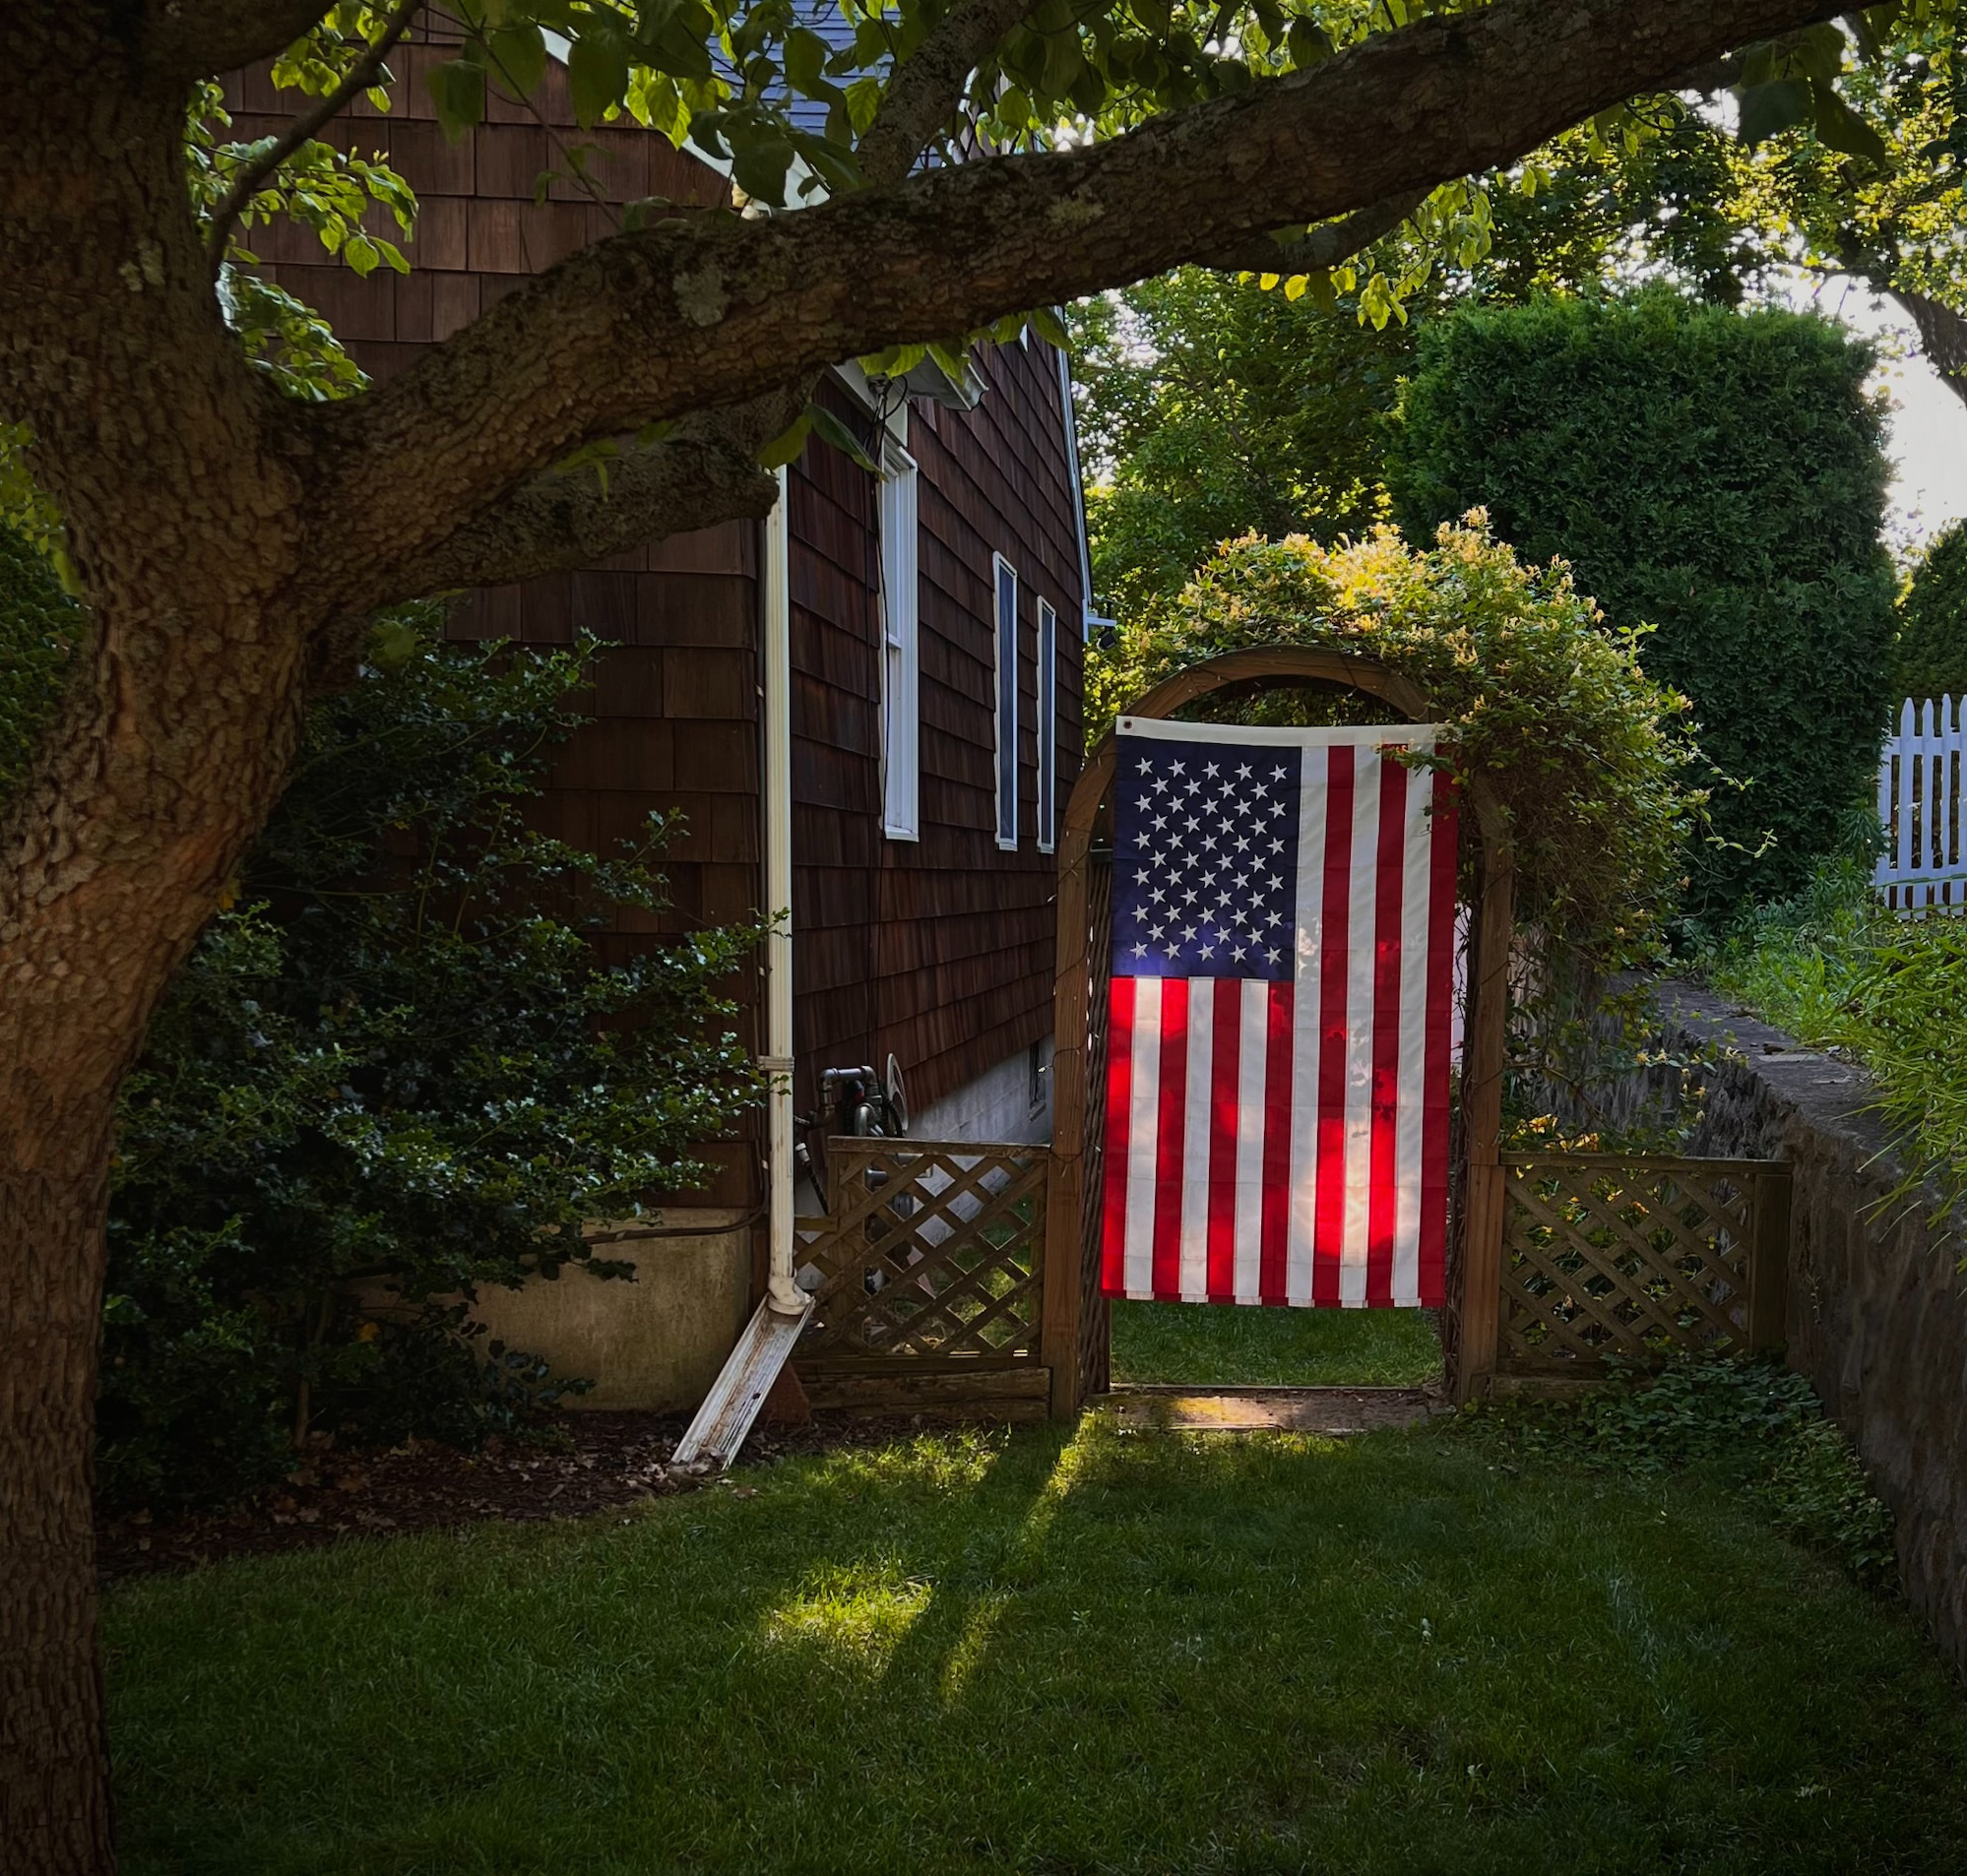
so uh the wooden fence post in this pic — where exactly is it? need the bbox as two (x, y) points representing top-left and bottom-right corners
(1043, 741), (1115, 1419)
(1748, 1166), (1793, 1353)
(1453, 815), (1515, 1403)
(1042, 841), (1092, 1418)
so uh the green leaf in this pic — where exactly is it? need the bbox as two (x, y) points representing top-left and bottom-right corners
(566, 32), (629, 129)
(424, 59), (486, 142)
(487, 24), (547, 99)
(730, 134), (795, 209)
(1028, 304), (1071, 350)
(1285, 19), (1334, 69)
(783, 26), (830, 93)
(1790, 22), (1846, 86)
(1809, 82), (1890, 164)
(1737, 79), (1813, 147)
(757, 410), (814, 470)
(805, 402), (880, 474)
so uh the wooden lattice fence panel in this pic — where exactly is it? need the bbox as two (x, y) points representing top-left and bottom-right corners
(1075, 850), (1113, 1401)
(794, 1139), (1048, 1365)
(1498, 1154), (1789, 1377)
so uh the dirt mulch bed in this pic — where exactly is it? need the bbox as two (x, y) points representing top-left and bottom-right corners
(96, 1409), (930, 1583)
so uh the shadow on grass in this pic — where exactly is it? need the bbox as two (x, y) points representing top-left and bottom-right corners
(107, 1418), (1967, 1876)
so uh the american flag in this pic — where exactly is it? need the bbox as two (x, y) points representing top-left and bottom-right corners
(1100, 718), (1457, 1309)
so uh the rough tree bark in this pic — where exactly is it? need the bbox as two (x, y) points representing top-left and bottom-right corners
(1892, 287), (1967, 414)
(0, 0), (1844, 1867)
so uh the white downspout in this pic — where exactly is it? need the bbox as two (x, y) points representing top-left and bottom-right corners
(762, 469), (802, 1314)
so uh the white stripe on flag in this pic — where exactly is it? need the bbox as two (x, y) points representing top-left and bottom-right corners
(1123, 976), (1162, 1298)
(1178, 982), (1214, 1300)
(1392, 766), (1434, 1305)
(1286, 744), (1329, 1305)
(1233, 977), (1267, 1302)
(1340, 752), (1381, 1306)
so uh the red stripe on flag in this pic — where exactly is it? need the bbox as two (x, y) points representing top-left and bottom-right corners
(1364, 754), (1409, 1308)
(1101, 975), (1136, 1296)
(1418, 782), (1459, 1307)
(1259, 980), (1294, 1303)
(1150, 976), (1189, 1301)
(1206, 978), (1239, 1301)
(1313, 746), (1354, 1307)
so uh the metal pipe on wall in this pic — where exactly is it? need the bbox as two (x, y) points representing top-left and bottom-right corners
(761, 468), (801, 1314)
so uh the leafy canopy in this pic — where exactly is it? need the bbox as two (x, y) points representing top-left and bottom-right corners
(1069, 107), (1772, 621)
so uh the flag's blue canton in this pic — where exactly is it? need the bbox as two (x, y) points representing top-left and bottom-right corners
(1110, 734), (1301, 981)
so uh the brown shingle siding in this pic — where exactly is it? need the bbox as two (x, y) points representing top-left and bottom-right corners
(226, 44), (1081, 1185)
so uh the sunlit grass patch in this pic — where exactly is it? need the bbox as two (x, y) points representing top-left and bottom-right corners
(761, 1562), (933, 1667)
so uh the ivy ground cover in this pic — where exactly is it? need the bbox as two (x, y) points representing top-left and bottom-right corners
(108, 1417), (1966, 1875)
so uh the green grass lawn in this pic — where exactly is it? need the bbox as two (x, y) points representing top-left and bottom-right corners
(107, 1418), (1966, 1875)
(1110, 1296), (1443, 1385)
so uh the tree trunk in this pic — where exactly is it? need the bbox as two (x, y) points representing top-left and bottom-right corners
(0, 20), (329, 1869)
(0, 1143), (117, 1875)
(1891, 288), (1967, 415)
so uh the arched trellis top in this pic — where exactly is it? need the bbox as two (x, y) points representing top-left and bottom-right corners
(1039, 648), (1516, 1411)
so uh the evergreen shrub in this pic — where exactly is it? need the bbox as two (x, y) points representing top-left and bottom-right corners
(98, 618), (759, 1508)
(1892, 520), (1967, 705)
(1389, 291), (1896, 915)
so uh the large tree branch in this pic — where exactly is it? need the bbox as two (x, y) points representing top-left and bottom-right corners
(309, 0), (1842, 605)
(856, 0), (1037, 186)
(1199, 188), (1430, 280)
(1892, 287), (1967, 413)
(144, 0), (336, 80)
(367, 395), (795, 607)
(203, 0), (424, 274)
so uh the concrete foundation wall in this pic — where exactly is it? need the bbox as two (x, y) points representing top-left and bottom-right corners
(467, 1210), (754, 1413)
(476, 1044), (1051, 1413)
(1604, 983), (1967, 1668)
(914, 1037), (1053, 1145)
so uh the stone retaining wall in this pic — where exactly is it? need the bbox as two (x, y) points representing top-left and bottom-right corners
(1597, 982), (1967, 1667)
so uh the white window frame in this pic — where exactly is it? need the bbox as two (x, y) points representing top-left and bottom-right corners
(992, 553), (1019, 849)
(1036, 596), (1057, 854)
(878, 434), (920, 841)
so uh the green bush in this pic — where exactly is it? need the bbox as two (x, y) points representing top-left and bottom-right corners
(0, 521), (80, 799)
(1389, 291), (1897, 916)
(1701, 855), (1967, 1240)
(1892, 520), (1967, 704)
(1475, 1353), (1898, 1588)
(100, 618), (760, 1509)
(1088, 520), (1703, 981)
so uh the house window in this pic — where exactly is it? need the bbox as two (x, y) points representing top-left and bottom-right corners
(879, 435), (920, 841)
(993, 553), (1018, 849)
(1036, 596), (1057, 853)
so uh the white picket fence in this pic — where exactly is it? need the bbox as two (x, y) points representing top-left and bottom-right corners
(1875, 695), (1967, 915)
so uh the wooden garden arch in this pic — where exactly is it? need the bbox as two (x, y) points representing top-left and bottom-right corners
(1039, 648), (1516, 1413)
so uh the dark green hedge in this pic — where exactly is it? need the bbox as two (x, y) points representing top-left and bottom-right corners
(1892, 521), (1967, 705)
(1389, 291), (1896, 914)
(0, 522), (80, 801)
